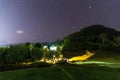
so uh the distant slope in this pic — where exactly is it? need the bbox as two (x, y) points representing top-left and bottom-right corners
(64, 25), (120, 43)
(62, 25), (120, 57)
(80, 25), (120, 36)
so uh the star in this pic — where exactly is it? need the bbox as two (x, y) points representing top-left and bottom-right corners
(89, 6), (92, 9)
(0, 0), (120, 45)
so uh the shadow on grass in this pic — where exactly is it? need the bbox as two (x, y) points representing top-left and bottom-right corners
(58, 63), (120, 80)
(0, 62), (53, 72)
(0, 63), (120, 80)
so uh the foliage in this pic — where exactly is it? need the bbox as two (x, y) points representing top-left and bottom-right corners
(62, 25), (120, 57)
(0, 48), (7, 69)
(1, 24), (120, 71)
(0, 41), (64, 71)
(34, 42), (42, 48)
(0, 43), (44, 71)
(6, 45), (29, 64)
(30, 47), (43, 62)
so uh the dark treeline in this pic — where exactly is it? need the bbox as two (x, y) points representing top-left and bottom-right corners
(0, 43), (44, 71)
(1, 24), (120, 71)
(0, 42), (63, 71)
(62, 25), (120, 57)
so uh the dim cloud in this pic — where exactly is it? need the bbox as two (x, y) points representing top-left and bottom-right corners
(16, 30), (24, 34)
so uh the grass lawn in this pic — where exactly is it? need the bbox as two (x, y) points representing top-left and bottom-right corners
(0, 63), (120, 80)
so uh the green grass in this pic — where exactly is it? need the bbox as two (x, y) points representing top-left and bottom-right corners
(63, 64), (120, 80)
(88, 50), (120, 63)
(0, 64), (120, 80)
(0, 50), (120, 80)
(0, 66), (69, 80)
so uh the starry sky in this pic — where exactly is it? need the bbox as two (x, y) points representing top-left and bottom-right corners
(0, 0), (120, 45)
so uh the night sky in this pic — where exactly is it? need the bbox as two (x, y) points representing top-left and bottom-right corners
(0, 0), (120, 45)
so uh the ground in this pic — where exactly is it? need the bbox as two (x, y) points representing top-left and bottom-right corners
(0, 61), (120, 80)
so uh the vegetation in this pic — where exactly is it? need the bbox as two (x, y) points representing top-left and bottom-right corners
(0, 42), (63, 71)
(0, 24), (120, 72)
(62, 25), (120, 58)
(0, 24), (120, 80)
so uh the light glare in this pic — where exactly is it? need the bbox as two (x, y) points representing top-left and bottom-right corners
(16, 30), (24, 34)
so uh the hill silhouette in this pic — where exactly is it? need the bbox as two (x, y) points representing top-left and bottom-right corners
(62, 25), (120, 57)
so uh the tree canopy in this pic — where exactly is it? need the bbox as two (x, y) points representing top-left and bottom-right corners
(62, 25), (120, 57)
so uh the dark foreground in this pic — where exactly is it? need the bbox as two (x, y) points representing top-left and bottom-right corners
(0, 63), (120, 80)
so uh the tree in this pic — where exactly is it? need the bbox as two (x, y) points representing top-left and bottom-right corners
(0, 48), (8, 68)
(6, 45), (28, 64)
(29, 47), (43, 62)
(99, 33), (109, 45)
(34, 42), (42, 48)
(25, 42), (33, 49)
(115, 36), (120, 46)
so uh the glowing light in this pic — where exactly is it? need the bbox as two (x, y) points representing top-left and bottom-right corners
(22, 62), (32, 65)
(43, 46), (48, 49)
(16, 30), (24, 34)
(69, 51), (94, 61)
(50, 46), (57, 51)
